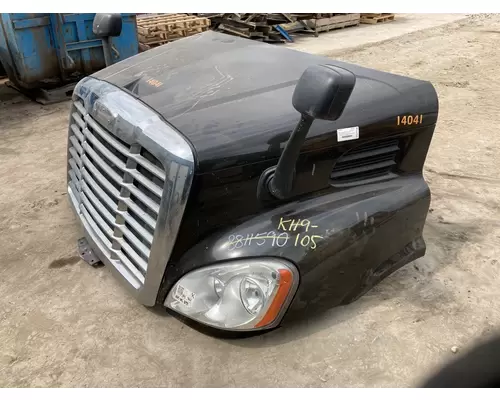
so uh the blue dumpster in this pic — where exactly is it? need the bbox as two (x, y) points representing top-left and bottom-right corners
(0, 13), (138, 96)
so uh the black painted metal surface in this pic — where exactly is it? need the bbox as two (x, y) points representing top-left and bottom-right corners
(94, 31), (438, 172)
(91, 31), (438, 326)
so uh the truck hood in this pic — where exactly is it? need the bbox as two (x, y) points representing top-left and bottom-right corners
(93, 31), (438, 172)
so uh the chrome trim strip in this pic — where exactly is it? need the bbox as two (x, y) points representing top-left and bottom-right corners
(67, 76), (195, 306)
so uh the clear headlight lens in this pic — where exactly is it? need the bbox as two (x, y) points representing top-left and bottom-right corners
(240, 277), (265, 315)
(164, 258), (298, 331)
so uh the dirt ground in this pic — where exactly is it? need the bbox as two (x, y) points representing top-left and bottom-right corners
(1, 14), (500, 388)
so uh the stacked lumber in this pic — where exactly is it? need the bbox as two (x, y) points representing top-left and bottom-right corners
(195, 13), (360, 43)
(136, 14), (211, 48)
(360, 13), (395, 24)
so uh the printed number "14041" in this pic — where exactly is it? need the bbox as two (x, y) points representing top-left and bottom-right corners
(397, 115), (423, 126)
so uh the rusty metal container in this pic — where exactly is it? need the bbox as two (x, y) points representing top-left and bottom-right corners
(0, 13), (139, 90)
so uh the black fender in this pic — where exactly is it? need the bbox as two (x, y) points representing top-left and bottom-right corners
(162, 175), (431, 326)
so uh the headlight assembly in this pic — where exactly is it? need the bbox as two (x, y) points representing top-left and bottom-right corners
(164, 258), (298, 331)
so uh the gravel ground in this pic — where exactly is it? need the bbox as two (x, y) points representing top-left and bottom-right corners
(1, 14), (500, 387)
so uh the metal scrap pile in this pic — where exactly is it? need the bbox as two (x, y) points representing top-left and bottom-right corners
(134, 13), (394, 48)
(194, 13), (361, 43)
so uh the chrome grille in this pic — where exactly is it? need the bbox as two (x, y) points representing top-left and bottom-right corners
(67, 99), (166, 288)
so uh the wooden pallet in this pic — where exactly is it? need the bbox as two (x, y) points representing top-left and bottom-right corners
(137, 13), (210, 47)
(360, 13), (395, 24)
(302, 14), (360, 36)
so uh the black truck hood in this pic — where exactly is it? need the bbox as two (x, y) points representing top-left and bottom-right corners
(93, 31), (438, 172)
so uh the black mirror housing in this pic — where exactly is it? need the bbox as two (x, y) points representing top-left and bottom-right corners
(292, 64), (356, 121)
(93, 13), (123, 38)
(262, 64), (356, 200)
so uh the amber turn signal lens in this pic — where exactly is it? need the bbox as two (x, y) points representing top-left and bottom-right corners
(255, 268), (294, 328)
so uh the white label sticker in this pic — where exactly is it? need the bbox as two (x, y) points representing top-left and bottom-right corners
(173, 285), (196, 308)
(337, 126), (360, 142)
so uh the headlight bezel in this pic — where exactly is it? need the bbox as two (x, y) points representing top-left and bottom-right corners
(164, 257), (299, 332)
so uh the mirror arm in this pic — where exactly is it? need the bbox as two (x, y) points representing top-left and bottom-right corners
(267, 114), (314, 200)
(257, 64), (355, 202)
(102, 37), (114, 67)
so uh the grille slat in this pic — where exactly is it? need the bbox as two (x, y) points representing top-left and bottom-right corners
(73, 99), (87, 116)
(83, 129), (127, 172)
(69, 181), (81, 203)
(120, 226), (151, 259)
(69, 170), (81, 191)
(81, 195), (114, 237)
(68, 100), (167, 282)
(128, 170), (163, 198)
(69, 135), (83, 156)
(330, 138), (402, 187)
(69, 147), (82, 166)
(72, 112), (85, 129)
(80, 203), (113, 242)
(80, 207), (112, 249)
(85, 116), (130, 156)
(83, 187), (152, 259)
(70, 124), (84, 142)
(120, 197), (156, 230)
(120, 212), (154, 245)
(115, 251), (146, 284)
(82, 157), (121, 199)
(85, 130), (163, 200)
(83, 159), (157, 232)
(69, 159), (81, 180)
(85, 119), (166, 182)
(117, 239), (148, 272)
(82, 190), (115, 227)
(131, 154), (166, 181)
(127, 184), (160, 214)
(84, 146), (123, 188)
(82, 175), (118, 214)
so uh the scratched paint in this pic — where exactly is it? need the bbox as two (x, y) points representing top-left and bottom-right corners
(226, 217), (324, 251)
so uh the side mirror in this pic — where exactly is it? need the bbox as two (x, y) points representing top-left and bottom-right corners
(292, 64), (356, 121)
(93, 13), (123, 38)
(260, 64), (356, 200)
(93, 14), (122, 67)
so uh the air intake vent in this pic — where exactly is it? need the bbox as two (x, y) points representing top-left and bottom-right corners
(330, 138), (402, 187)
